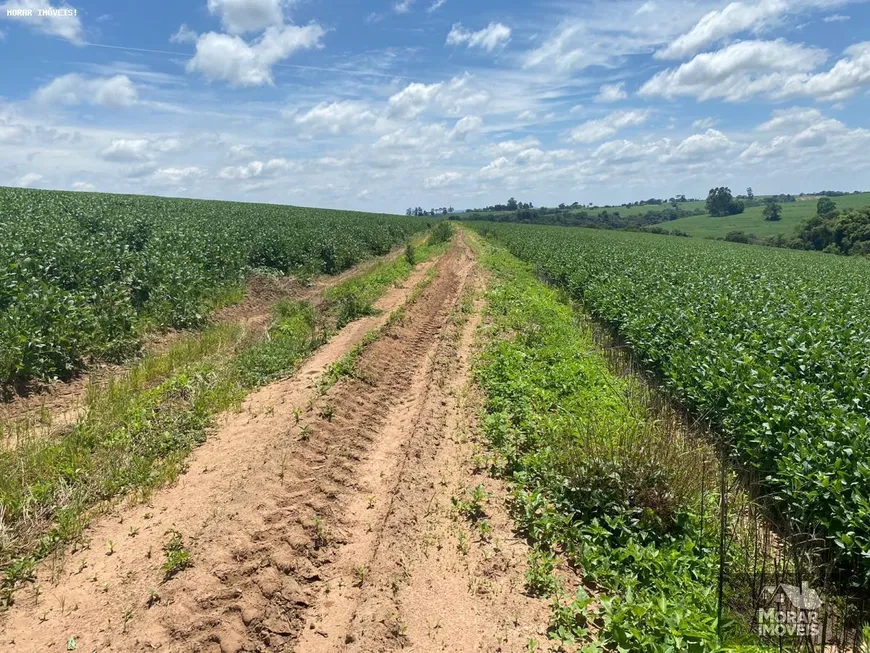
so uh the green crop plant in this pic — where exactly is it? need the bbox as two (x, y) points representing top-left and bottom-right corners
(472, 221), (870, 592)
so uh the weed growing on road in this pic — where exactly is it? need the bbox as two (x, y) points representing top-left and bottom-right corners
(162, 530), (192, 579)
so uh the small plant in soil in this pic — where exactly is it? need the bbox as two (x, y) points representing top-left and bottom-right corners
(162, 530), (192, 579)
(525, 550), (560, 597)
(452, 484), (490, 522)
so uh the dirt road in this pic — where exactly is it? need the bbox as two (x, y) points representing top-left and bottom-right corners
(1, 234), (552, 652)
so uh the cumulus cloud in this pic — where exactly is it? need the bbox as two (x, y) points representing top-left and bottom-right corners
(187, 23), (325, 86)
(0, 0), (83, 44)
(71, 181), (95, 191)
(393, 0), (414, 13)
(756, 107), (824, 131)
(657, 0), (788, 60)
(34, 74), (139, 107)
(823, 13), (850, 22)
(387, 74), (489, 118)
(446, 22), (511, 52)
(100, 137), (182, 162)
(218, 158), (295, 180)
(423, 171), (462, 188)
(569, 109), (650, 143)
(483, 137), (542, 157)
(667, 128), (733, 160)
(777, 42), (870, 101)
(639, 40), (828, 102)
(594, 82), (628, 103)
(740, 117), (861, 163)
(151, 166), (205, 185)
(16, 172), (43, 187)
(292, 101), (376, 135)
(207, 0), (285, 34)
(427, 0), (446, 12)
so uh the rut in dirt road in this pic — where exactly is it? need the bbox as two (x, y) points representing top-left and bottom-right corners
(296, 235), (555, 653)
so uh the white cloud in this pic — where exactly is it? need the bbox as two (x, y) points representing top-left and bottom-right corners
(777, 42), (870, 101)
(187, 23), (325, 87)
(100, 137), (183, 162)
(0, 121), (28, 143)
(822, 13), (850, 22)
(484, 137), (542, 157)
(479, 156), (510, 179)
(0, 0), (83, 44)
(218, 158), (295, 180)
(71, 181), (95, 191)
(16, 172), (43, 187)
(387, 74), (489, 118)
(424, 171), (462, 188)
(393, 0), (414, 13)
(427, 0), (446, 12)
(657, 0), (787, 60)
(101, 139), (150, 162)
(446, 22), (511, 52)
(292, 101), (376, 135)
(756, 107), (823, 131)
(207, 0), (285, 34)
(594, 82), (628, 103)
(667, 128), (733, 160)
(452, 115), (483, 138)
(640, 40), (828, 102)
(151, 167), (205, 185)
(569, 109), (650, 143)
(739, 117), (864, 163)
(34, 74), (139, 108)
(692, 117), (717, 129)
(170, 24), (198, 44)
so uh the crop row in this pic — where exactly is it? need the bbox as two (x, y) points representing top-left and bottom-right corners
(0, 187), (429, 386)
(472, 222), (870, 589)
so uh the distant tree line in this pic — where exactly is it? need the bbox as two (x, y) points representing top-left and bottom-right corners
(406, 206), (453, 216)
(800, 190), (866, 197)
(453, 196), (705, 231)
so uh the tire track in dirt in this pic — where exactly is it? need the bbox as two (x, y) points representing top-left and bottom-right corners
(0, 252), (442, 653)
(296, 233), (556, 652)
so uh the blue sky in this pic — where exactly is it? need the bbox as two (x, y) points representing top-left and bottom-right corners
(1, 0), (870, 213)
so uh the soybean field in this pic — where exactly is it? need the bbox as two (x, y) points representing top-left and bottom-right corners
(472, 221), (870, 589)
(0, 187), (429, 388)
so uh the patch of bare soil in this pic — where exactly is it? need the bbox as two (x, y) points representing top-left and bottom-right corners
(0, 253), (438, 653)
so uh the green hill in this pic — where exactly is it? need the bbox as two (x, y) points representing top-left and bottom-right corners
(660, 193), (870, 238)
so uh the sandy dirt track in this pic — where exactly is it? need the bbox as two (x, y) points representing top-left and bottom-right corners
(1, 234), (553, 652)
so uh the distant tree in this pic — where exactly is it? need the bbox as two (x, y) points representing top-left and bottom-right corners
(507, 197), (518, 211)
(746, 187), (755, 200)
(448, 206), (454, 213)
(406, 208), (413, 216)
(706, 187), (745, 217)
(817, 196), (837, 218)
(762, 200), (782, 221)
